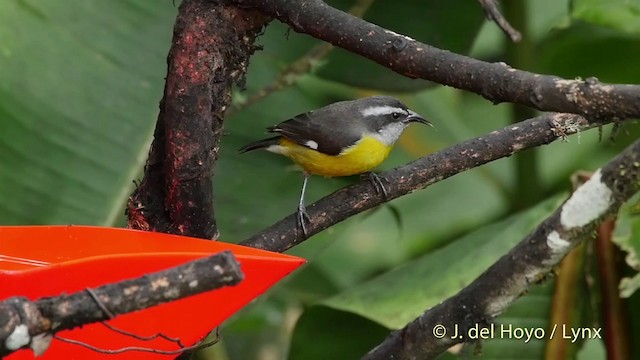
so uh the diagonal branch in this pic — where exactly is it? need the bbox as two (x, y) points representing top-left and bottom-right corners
(362, 139), (640, 360)
(241, 113), (627, 252)
(237, 0), (640, 119)
(0, 252), (243, 357)
(477, 0), (521, 42)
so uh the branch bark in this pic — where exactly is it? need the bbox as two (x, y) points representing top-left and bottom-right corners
(0, 251), (243, 357)
(241, 114), (627, 252)
(237, 0), (640, 119)
(362, 139), (640, 360)
(127, 0), (268, 238)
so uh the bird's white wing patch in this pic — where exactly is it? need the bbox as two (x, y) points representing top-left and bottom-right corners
(305, 140), (319, 149)
(361, 105), (406, 117)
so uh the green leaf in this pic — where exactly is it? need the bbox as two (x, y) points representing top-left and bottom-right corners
(536, 23), (640, 84)
(612, 192), (640, 297)
(316, 0), (484, 92)
(576, 338), (606, 360)
(218, 295), (299, 360)
(572, 0), (640, 35)
(282, 263), (342, 304)
(322, 195), (564, 329)
(288, 307), (389, 360)
(0, 0), (176, 225)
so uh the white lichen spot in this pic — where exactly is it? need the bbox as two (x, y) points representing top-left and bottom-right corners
(600, 84), (614, 92)
(189, 280), (199, 288)
(164, 288), (180, 299)
(124, 285), (139, 296)
(6, 324), (30, 350)
(543, 231), (574, 266)
(555, 79), (576, 86)
(560, 169), (612, 229)
(383, 29), (415, 42)
(547, 231), (571, 253)
(554, 79), (581, 103)
(30, 333), (52, 356)
(485, 293), (519, 318)
(511, 126), (519, 131)
(151, 277), (170, 291)
(564, 119), (584, 134)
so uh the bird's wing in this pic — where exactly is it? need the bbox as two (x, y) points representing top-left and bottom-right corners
(268, 110), (362, 156)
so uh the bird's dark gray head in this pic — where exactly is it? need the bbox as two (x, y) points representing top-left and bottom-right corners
(353, 96), (431, 145)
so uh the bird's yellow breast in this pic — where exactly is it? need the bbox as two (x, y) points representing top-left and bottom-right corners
(277, 136), (392, 177)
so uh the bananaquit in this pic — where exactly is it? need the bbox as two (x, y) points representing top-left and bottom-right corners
(239, 95), (431, 236)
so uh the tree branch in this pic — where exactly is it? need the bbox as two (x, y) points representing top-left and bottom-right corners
(477, 0), (521, 42)
(241, 113), (627, 252)
(127, 0), (268, 238)
(228, 0), (375, 116)
(0, 251), (243, 357)
(237, 0), (640, 119)
(362, 139), (640, 360)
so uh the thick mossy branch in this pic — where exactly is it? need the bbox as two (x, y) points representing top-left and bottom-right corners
(127, 0), (269, 238)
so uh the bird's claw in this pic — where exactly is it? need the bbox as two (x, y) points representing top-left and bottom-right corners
(363, 172), (388, 199)
(297, 204), (311, 238)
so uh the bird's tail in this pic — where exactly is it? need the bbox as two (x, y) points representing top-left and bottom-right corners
(239, 136), (281, 153)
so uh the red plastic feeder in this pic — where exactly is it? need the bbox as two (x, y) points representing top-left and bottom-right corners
(0, 226), (305, 359)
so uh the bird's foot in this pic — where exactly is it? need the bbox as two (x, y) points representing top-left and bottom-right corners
(363, 172), (388, 199)
(297, 203), (311, 238)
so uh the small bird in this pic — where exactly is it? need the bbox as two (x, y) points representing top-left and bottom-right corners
(239, 96), (431, 237)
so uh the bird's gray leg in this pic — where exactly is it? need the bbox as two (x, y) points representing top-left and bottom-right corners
(297, 172), (311, 238)
(363, 172), (388, 199)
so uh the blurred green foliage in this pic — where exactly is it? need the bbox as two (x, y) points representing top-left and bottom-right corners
(1, 0), (640, 359)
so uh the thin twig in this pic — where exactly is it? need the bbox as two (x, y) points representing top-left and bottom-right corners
(53, 333), (220, 355)
(228, 0), (375, 116)
(100, 322), (186, 348)
(477, 0), (521, 42)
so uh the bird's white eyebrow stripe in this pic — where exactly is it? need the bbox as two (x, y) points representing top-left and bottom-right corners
(360, 106), (406, 117)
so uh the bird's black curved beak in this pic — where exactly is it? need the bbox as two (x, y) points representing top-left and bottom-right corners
(406, 110), (433, 127)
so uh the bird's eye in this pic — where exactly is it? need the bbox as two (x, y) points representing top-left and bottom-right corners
(391, 112), (401, 119)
